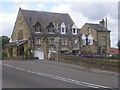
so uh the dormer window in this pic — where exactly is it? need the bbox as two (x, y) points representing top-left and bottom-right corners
(60, 23), (66, 34)
(48, 27), (54, 34)
(72, 24), (77, 35)
(35, 22), (42, 33)
(48, 22), (55, 34)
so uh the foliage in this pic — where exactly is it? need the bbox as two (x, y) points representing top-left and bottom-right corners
(0, 36), (10, 46)
(9, 47), (13, 57)
(117, 40), (120, 50)
(2, 52), (7, 59)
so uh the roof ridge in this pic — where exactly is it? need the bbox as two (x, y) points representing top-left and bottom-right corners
(21, 8), (69, 15)
(86, 23), (99, 25)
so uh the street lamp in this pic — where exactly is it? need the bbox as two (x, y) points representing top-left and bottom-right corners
(55, 36), (60, 61)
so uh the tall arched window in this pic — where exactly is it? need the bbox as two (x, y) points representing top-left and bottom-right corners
(82, 34), (86, 45)
(88, 34), (93, 45)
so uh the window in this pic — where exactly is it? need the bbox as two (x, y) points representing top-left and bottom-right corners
(82, 34), (86, 45)
(35, 38), (41, 46)
(49, 38), (54, 46)
(35, 25), (41, 33)
(62, 28), (64, 33)
(88, 34), (93, 45)
(73, 39), (79, 48)
(48, 27), (54, 34)
(102, 36), (106, 46)
(72, 24), (77, 35)
(73, 28), (76, 33)
(61, 38), (67, 45)
(60, 23), (66, 34)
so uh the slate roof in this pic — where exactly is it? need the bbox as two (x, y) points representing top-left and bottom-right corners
(20, 8), (79, 36)
(85, 23), (110, 32)
(3, 39), (28, 47)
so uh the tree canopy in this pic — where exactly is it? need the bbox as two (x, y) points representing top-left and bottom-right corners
(0, 35), (10, 46)
(117, 40), (120, 50)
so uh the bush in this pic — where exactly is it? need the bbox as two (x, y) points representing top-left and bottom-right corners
(2, 52), (7, 59)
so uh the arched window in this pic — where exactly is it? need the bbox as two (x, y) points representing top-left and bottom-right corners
(88, 34), (93, 45)
(72, 24), (77, 35)
(60, 23), (66, 34)
(81, 34), (86, 45)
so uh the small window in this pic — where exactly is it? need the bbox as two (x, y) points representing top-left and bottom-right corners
(35, 38), (41, 46)
(48, 27), (54, 34)
(35, 25), (41, 33)
(62, 28), (64, 33)
(60, 23), (66, 34)
(73, 28), (76, 33)
(61, 38), (67, 45)
(49, 38), (54, 46)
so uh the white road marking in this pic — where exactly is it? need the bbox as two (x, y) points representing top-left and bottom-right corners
(3, 64), (111, 89)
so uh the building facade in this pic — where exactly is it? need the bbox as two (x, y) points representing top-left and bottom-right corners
(80, 19), (111, 54)
(3, 8), (111, 60)
(3, 8), (80, 60)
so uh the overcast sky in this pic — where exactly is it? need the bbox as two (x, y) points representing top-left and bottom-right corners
(0, 0), (119, 48)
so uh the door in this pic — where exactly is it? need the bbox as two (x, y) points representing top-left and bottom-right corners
(34, 50), (44, 60)
(48, 50), (56, 59)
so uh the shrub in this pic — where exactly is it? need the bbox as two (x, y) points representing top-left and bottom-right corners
(2, 52), (7, 59)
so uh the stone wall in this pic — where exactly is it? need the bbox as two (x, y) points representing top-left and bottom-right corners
(50, 53), (119, 72)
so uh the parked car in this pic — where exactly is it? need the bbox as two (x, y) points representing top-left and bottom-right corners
(80, 53), (106, 58)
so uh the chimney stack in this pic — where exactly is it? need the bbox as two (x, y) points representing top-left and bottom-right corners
(99, 19), (105, 28)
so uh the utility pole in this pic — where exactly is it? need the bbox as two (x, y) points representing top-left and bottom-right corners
(105, 18), (108, 58)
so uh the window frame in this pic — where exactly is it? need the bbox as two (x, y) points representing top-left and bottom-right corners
(35, 38), (41, 46)
(49, 38), (54, 46)
(61, 38), (67, 46)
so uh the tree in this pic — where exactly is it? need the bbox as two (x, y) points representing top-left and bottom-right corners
(117, 40), (120, 50)
(0, 35), (10, 46)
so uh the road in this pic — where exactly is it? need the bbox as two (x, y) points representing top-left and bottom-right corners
(2, 60), (119, 89)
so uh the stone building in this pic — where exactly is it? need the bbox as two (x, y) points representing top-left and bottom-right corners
(3, 8), (111, 60)
(3, 8), (80, 60)
(80, 19), (111, 54)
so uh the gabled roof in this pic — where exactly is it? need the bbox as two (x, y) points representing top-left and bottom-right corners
(85, 23), (110, 32)
(20, 8), (74, 33)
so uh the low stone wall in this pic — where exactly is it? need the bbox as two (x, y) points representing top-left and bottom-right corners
(50, 53), (119, 72)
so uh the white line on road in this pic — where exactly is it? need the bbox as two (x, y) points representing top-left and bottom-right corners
(3, 63), (111, 89)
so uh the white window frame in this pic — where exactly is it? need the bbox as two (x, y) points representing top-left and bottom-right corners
(35, 38), (41, 46)
(88, 34), (93, 45)
(61, 38), (67, 46)
(82, 34), (86, 45)
(60, 23), (66, 34)
(49, 38), (54, 46)
(72, 24), (77, 35)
